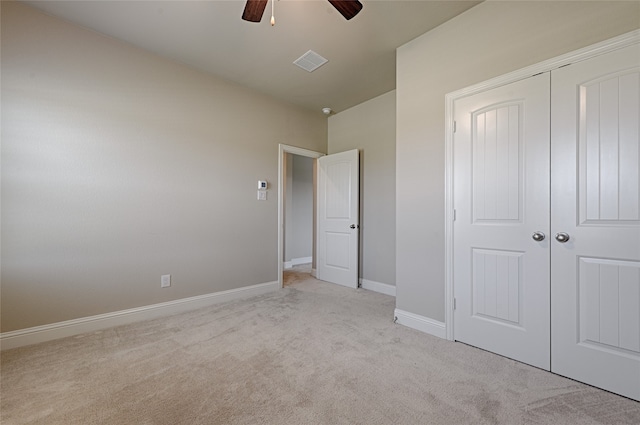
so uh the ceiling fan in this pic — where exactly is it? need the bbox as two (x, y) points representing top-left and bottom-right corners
(242, 0), (363, 23)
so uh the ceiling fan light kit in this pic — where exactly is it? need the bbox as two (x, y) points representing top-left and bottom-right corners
(242, 0), (363, 24)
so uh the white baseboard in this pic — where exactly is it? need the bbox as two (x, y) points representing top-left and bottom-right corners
(0, 281), (279, 351)
(359, 278), (396, 297)
(283, 256), (312, 269)
(394, 309), (446, 339)
(311, 268), (317, 278)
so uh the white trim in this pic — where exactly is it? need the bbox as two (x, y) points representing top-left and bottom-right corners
(394, 309), (446, 340)
(444, 82), (456, 342)
(0, 281), (279, 350)
(311, 268), (317, 278)
(278, 144), (324, 289)
(444, 30), (640, 343)
(359, 278), (396, 297)
(283, 256), (312, 269)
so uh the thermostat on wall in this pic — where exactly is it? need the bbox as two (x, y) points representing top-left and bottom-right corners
(258, 180), (268, 189)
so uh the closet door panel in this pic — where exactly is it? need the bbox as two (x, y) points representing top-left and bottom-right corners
(551, 43), (640, 401)
(453, 73), (551, 370)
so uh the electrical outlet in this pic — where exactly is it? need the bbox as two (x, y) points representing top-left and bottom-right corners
(257, 190), (267, 201)
(161, 274), (171, 288)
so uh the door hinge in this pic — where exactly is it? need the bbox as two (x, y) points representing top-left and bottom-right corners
(453, 120), (457, 133)
(453, 209), (457, 221)
(453, 298), (457, 310)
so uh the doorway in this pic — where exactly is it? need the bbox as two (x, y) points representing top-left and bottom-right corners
(277, 145), (324, 289)
(278, 145), (361, 290)
(283, 153), (314, 286)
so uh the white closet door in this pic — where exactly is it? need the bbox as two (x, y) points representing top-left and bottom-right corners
(453, 73), (551, 370)
(551, 44), (640, 401)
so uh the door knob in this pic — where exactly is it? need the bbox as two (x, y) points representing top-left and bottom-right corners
(555, 232), (570, 243)
(532, 231), (546, 241)
(350, 224), (359, 229)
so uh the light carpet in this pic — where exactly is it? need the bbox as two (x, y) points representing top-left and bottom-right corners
(1, 266), (639, 424)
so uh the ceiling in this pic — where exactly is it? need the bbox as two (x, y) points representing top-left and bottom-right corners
(21, 0), (480, 114)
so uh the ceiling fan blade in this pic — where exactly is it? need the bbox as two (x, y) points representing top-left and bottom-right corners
(242, 0), (268, 22)
(328, 0), (363, 20)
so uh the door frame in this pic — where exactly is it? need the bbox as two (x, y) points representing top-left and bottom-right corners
(278, 144), (325, 289)
(443, 30), (640, 341)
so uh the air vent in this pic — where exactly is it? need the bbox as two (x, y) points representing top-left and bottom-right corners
(293, 50), (328, 73)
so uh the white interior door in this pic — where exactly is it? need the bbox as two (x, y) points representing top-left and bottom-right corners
(551, 44), (640, 401)
(453, 73), (551, 370)
(317, 149), (359, 288)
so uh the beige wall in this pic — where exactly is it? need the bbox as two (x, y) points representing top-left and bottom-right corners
(396, 1), (640, 321)
(1, 2), (327, 332)
(328, 91), (396, 286)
